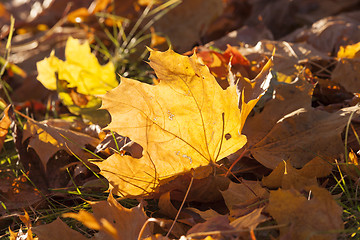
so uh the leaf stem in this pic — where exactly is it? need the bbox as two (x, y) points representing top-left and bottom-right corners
(137, 218), (163, 240)
(225, 148), (248, 177)
(165, 170), (194, 238)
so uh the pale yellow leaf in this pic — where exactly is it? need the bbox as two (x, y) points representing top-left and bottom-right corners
(97, 49), (248, 197)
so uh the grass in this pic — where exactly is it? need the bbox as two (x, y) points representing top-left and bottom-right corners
(331, 168), (360, 239)
(93, 0), (180, 84)
(329, 119), (360, 239)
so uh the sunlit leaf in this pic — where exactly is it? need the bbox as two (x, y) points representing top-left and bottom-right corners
(97, 49), (251, 197)
(36, 37), (118, 124)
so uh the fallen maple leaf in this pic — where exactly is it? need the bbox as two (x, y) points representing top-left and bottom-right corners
(97, 49), (258, 197)
(22, 116), (100, 172)
(193, 45), (251, 89)
(283, 11), (360, 53)
(332, 41), (360, 93)
(262, 157), (333, 190)
(267, 186), (343, 240)
(37, 37), (117, 95)
(250, 106), (360, 169)
(237, 52), (273, 132)
(0, 174), (43, 216)
(36, 37), (118, 124)
(238, 40), (332, 79)
(33, 218), (87, 240)
(158, 191), (182, 219)
(153, 0), (224, 52)
(186, 208), (267, 240)
(220, 180), (268, 211)
(63, 193), (150, 240)
(243, 77), (315, 146)
(156, 173), (230, 202)
(186, 215), (234, 237)
(0, 105), (12, 151)
(230, 207), (268, 231)
(17, 193), (151, 240)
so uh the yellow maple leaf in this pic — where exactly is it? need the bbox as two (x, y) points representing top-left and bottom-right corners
(97, 49), (271, 197)
(62, 193), (150, 240)
(37, 36), (117, 95)
(36, 37), (118, 124)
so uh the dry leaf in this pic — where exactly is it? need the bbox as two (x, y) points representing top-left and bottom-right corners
(238, 40), (331, 78)
(150, 27), (167, 49)
(153, 0), (224, 52)
(332, 42), (360, 93)
(187, 215), (234, 237)
(220, 180), (268, 211)
(97, 49), (249, 197)
(63, 193), (150, 240)
(250, 106), (360, 169)
(262, 157), (333, 190)
(32, 194), (150, 240)
(186, 208), (221, 222)
(283, 11), (360, 53)
(0, 175), (43, 216)
(33, 218), (87, 240)
(244, 77), (315, 146)
(22, 117), (100, 171)
(36, 37), (118, 123)
(9, 227), (32, 240)
(158, 191), (179, 218)
(208, 23), (274, 50)
(267, 186), (343, 240)
(230, 207), (268, 231)
(156, 173), (230, 202)
(0, 105), (12, 151)
(246, 0), (359, 39)
(237, 53), (273, 132)
(194, 45), (252, 89)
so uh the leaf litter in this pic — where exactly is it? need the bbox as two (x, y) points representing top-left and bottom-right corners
(2, 1), (360, 239)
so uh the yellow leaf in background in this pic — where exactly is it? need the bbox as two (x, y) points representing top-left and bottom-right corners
(97, 49), (248, 197)
(36, 37), (118, 125)
(36, 51), (62, 90)
(37, 37), (118, 96)
(337, 41), (360, 59)
(61, 37), (118, 95)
